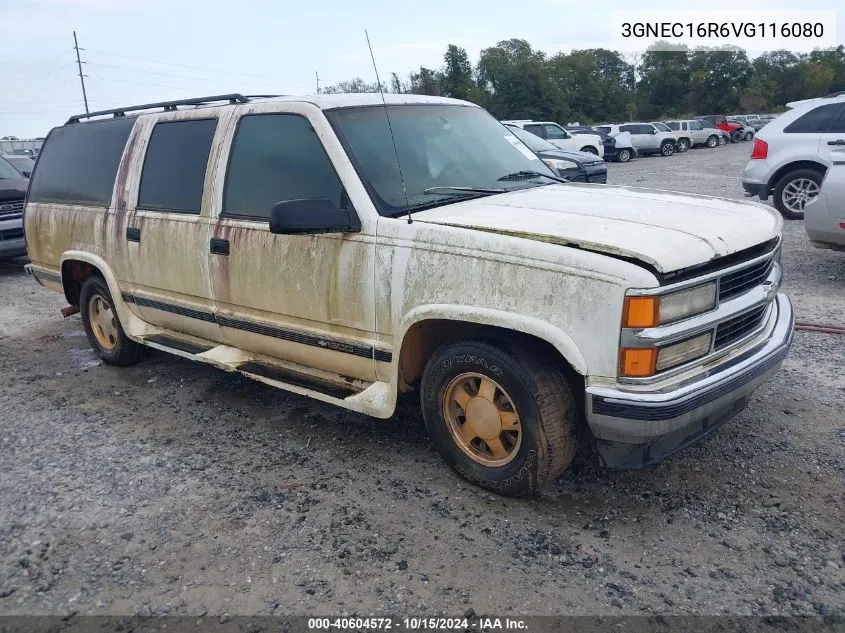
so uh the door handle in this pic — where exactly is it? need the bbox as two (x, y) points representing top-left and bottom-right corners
(210, 238), (230, 256)
(828, 139), (845, 146)
(126, 227), (141, 242)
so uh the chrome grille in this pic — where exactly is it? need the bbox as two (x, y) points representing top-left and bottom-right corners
(0, 199), (24, 218)
(718, 257), (774, 301)
(714, 305), (767, 350)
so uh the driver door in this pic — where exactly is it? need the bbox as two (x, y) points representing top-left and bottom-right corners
(207, 107), (378, 382)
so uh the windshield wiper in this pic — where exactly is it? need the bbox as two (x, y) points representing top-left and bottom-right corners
(497, 170), (568, 183)
(387, 189), (503, 218)
(423, 186), (507, 195)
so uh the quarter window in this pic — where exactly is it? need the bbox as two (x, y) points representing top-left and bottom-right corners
(223, 114), (345, 220)
(138, 119), (217, 213)
(27, 117), (134, 205)
(783, 104), (842, 133)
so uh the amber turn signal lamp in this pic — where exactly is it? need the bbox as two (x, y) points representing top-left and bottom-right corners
(622, 296), (659, 328)
(620, 348), (657, 377)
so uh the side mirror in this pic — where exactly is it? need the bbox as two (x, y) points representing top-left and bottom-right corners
(269, 198), (360, 235)
(651, 129), (658, 134)
(21, 170), (31, 178)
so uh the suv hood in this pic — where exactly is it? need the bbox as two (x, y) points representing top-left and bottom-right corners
(412, 184), (781, 274)
(0, 177), (29, 201)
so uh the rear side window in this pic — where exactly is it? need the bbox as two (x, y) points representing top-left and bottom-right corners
(784, 104), (844, 133)
(138, 119), (217, 213)
(619, 125), (635, 133)
(666, 122), (680, 130)
(595, 126), (611, 134)
(27, 117), (134, 205)
(523, 124), (545, 138)
(223, 114), (344, 220)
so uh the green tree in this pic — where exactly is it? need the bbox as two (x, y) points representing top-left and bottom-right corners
(322, 77), (380, 94)
(476, 39), (563, 121)
(441, 44), (475, 100)
(408, 67), (443, 95)
(636, 42), (690, 119)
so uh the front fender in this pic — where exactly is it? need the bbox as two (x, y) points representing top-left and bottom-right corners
(397, 304), (589, 375)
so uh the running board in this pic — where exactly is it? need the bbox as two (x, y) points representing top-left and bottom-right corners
(136, 334), (393, 417)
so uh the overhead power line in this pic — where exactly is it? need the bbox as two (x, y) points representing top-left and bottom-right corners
(84, 47), (309, 82)
(0, 48), (71, 83)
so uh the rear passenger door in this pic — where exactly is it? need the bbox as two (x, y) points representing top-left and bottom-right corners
(123, 113), (225, 343)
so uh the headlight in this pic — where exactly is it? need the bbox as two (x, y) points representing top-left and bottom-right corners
(622, 283), (716, 328)
(543, 158), (578, 171)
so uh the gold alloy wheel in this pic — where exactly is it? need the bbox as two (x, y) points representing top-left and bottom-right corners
(443, 372), (522, 467)
(88, 294), (118, 351)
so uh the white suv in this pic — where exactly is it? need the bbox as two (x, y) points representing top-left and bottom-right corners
(663, 120), (717, 151)
(594, 123), (677, 157)
(502, 120), (604, 158)
(742, 94), (845, 219)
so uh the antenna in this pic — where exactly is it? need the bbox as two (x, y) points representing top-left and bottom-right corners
(365, 29), (411, 224)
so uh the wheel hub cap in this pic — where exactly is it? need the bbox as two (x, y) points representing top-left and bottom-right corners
(443, 373), (522, 467)
(464, 397), (502, 440)
(89, 294), (118, 351)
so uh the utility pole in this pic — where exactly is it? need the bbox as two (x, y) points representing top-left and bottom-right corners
(73, 31), (89, 114)
(315, 71), (320, 95)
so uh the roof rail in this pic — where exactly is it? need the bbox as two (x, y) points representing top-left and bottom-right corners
(66, 93), (251, 124)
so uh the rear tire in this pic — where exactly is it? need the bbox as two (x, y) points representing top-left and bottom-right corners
(677, 138), (690, 152)
(616, 148), (631, 163)
(79, 276), (148, 366)
(660, 140), (675, 156)
(730, 130), (743, 143)
(420, 339), (577, 497)
(745, 131), (754, 141)
(773, 168), (822, 220)
(706, 135), (718, 148)
(718, 135), (727, 146)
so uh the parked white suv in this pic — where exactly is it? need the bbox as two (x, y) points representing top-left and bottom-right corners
(742, 94), (845, 219)
(502, 120), (604, 158)
(24, 93), (793, 497)
(594, 123), (677, 157)
(663, 120), (717, 151)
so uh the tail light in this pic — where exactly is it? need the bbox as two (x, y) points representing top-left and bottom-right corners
(750, 138), (768, 159)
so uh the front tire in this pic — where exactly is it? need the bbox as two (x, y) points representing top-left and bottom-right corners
(616, 148), (631, 163)
(580, 146), (598, 155)
(706, 135), (718, 148)
(421, 339), (577, 497)
(660, 141), (675, 156)
(730, 130), (743, 143)
(718, 135), (727, 146)
(677, 138), (690, 152)
(79, 276), (148, 366)
(773, 168), (822, 220)
(745, 131), (754, 141)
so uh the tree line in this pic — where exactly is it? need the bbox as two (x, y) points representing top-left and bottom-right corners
(322, 41), (845, 124)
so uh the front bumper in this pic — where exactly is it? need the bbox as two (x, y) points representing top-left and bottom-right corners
(584, 164), (608, 184)
(585, 293), (794, 469)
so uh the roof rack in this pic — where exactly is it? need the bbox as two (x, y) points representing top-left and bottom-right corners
(66, 93), (251, 124)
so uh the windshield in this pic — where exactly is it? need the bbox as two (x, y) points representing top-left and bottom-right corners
(652, 122), (671, 132)
(0, 155), (21, 179)
(326, 105), (557, 217)
(504, 124), (557, 153)
(5, 156), (34, 172)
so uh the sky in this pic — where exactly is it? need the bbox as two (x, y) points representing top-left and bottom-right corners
(1, 0), (842, 138)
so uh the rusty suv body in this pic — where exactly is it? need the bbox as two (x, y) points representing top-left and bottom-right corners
(24, 93), (794, 496)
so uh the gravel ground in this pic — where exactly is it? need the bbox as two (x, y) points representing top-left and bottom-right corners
(1, 141), (843, 619)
